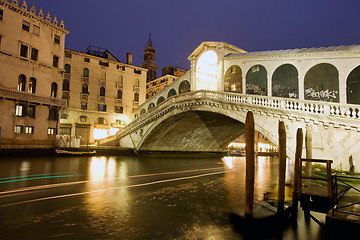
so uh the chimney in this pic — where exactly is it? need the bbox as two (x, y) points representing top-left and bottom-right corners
(126, 53), (133, 65)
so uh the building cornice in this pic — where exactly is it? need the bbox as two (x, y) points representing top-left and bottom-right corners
(0, 0), (69, 35)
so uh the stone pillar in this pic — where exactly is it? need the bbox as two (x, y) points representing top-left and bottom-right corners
(305, 125), (312, 177)
(338, 69), (347, 104)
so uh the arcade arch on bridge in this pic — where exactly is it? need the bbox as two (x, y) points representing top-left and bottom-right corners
(246, 65), (267, 95)
(195, 50), (218, 91)
(347, 65), (360, 105)
(224, 65), (242, 93)
(304, 63), (339, 102)
(272, 64), (299, 98)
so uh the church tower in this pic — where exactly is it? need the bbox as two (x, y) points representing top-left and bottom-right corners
(141, 35), (158, 82)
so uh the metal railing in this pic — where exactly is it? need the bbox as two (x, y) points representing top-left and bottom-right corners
(332, 174), (360, 217)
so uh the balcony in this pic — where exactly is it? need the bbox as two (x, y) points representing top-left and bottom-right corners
(64, 73), (70, 80)
(133, 86), (139, 92)
(0, 87), (67, 107)
(116, 83), (123, 89)
(133, 100), (139, 107)
(62, 90), (70, 100)
(100, 80), (106, 86)
(99, 96), (106, 102)
(116, 99), (122, 104)
(82, 76), (89, 84)
(81, 93), (88, 101)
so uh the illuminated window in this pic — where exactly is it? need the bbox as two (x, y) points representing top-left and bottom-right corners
(29, 78), (36, 93)
(15, 104), (25, 116)
(25, 126), (34, 134)
(15, 125), (23, 133)
(22, 20), (30, 32)
(18, 74), (26, 91)
(48, 128), (56, 135)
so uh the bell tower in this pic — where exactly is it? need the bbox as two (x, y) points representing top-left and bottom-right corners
(141, 34), (158, 82)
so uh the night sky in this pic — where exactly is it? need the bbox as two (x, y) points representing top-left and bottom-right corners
(27, 0), (360, 72)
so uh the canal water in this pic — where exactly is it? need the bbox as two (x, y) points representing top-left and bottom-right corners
(0, 155), (325, 239)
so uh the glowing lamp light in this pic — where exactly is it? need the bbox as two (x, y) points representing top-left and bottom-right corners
(196, 50), (218, 91)
(109, 127), (120, 136)
(93, 128), (108, 140)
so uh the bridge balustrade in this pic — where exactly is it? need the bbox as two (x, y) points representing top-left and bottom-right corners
(132, 90), (360, 123)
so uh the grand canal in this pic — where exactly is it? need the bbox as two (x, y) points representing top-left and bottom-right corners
(0, 155), (325, 239)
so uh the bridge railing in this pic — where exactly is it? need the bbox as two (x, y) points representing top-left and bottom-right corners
(128, 90), (360, 131)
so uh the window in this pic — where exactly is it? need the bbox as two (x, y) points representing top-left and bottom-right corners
(22, 20), (30, 32)
(134, 69), (142, 74)
(100, 86), (106, 96)
(15, 104), (25, 116)
(20, 44), (28, 58)
(134, 92), (139, 102)
(54, 34), (60, 44)
(82, 84), (88, 94)
(48, 107), (58, 120)
(48, 128), (56, 135)
(81, 101), (87, 110)
(29, 77), (36, 93)
(53, 55), (59, 67)
(98, 104), (107, 112)
(80, 115), (87, 122)
(33, 25), (40, 36)
(15, 125), (23, 134)
(99, 61), (109, 67)
(31, 48), (38, 61)
(25, 126), (34, 134)
(83, 68), (89, 77)
(65, 51), (72, 58)
(117, 90), (122, 99)
(51, 82), (57, 98)
(115, 106), (123, 113)
(27, 105), (36, 118)
(18, 74), (26, 91)
(64, 64), (71, 74)
(84, 57), (90, 63)
(0, 9), (3, 21)
(62, 79), (70, 91)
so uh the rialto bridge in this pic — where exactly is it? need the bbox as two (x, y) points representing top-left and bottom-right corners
(105, 42), (360, 171)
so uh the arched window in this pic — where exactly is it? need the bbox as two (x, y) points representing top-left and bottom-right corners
(157, 96), (165, 105)
(29, 77), (36, 94)
(304, 63), (339, 102)
(134, 92), (139, 102)
(196, 50), (218, 91)
(82, 84), (88, 94)
(100, 86), (106, 96)
(51, 82), (57, 98)
(101, 72), (106, 81)
(179, 80), (191, 94)
(83, 68), (89, 77)
(272, 64), (298, 98)
(62, 79), (70, 91)
(95, 117), (108, 125)
(167, 88), (177, 98)
(224, 66), (242, 93)
(246, 65), (267, 95)
(117, 89), (123, 99)
(135, 79), (140, 87)
(347, 65), (360, 105)
(18, 74), (26, 91)
(64, 64), (71, 74)
(140, 109), (146, 116)
(148, 103), (155, 111)
(118, 75), (124, 84)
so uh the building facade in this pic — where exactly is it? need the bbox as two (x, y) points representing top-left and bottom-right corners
(0, 0), (68, 149)
(59, 47), (147, 145)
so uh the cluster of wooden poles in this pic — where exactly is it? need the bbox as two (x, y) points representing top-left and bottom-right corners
(244, 111), (304, 221)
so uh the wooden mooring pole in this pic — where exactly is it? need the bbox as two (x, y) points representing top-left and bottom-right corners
(277, 121), (286, 216)
(245, 111), (255, 220)
(292, 128), (303, 220)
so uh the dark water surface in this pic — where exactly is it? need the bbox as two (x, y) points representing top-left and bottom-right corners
(0, 155), (325, 239)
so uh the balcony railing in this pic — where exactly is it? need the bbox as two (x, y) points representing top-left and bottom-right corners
(133, 100), (139, 107)
(99, 96), (106, 102)
(116, 83), (123, 89)
(64, 73), (70, 80)
(100, 80), (106, 86)
(82, 76), (89, 84)
(81, 93), (88, 101)
(116, 99), (122, 104)
(0, 87), (67, 107)
(62, 90), (70, 99)
(133, 86), (139, 92)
